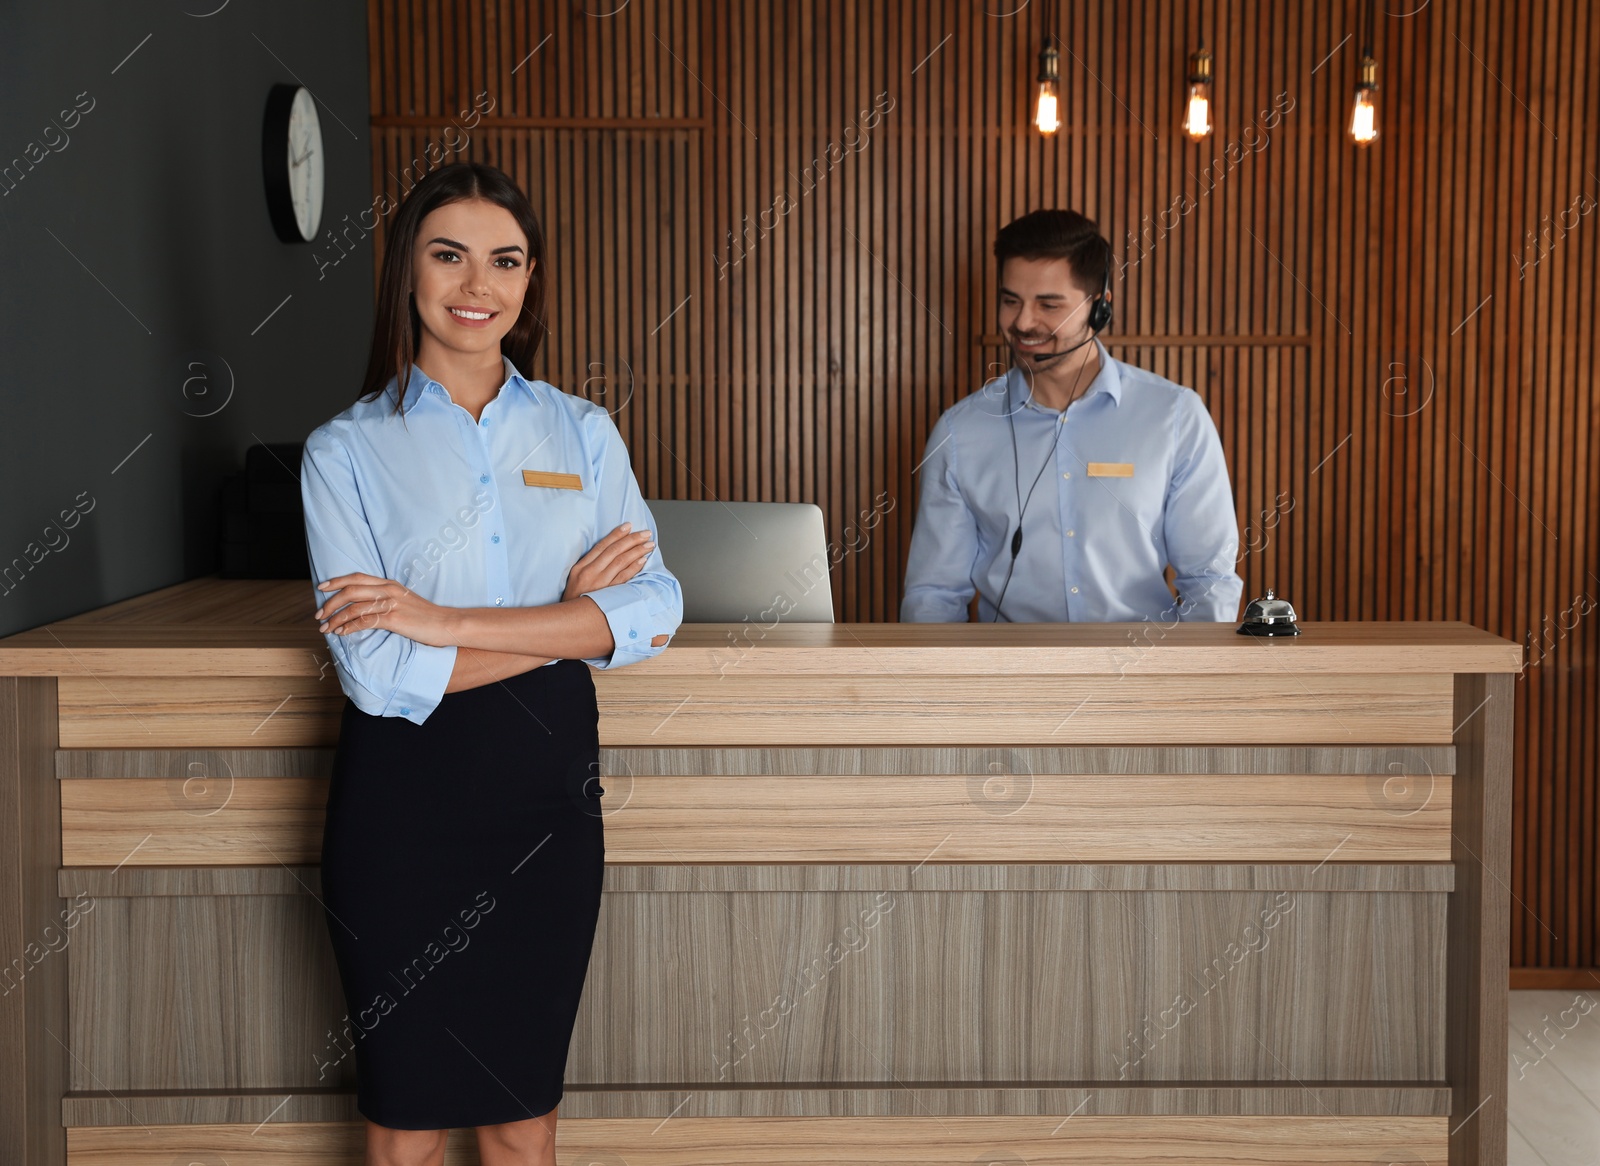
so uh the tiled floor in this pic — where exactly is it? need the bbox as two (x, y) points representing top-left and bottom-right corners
(1508, 989), (1600, 1165)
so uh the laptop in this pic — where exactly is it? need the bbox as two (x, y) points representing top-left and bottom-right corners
(642, 499), (835, 623)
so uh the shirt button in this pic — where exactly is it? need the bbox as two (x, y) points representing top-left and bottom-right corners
(399, 706), (411, 716)
(495, 596), (504, 606)
(1067, 529), (1075, 537)
(1070, 587), (1079, 594)
(1063, 472), (1072, 479)
(481, 418), (490, 426)
(479, 474), (490, 484)
(491, 534), (501, 543)
(629, 630), (637, 639)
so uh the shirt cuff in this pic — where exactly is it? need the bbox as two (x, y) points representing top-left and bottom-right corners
(383, 642), (459, 723)
(579, 585), (666, 669)
(1174, 574), (1244, 623)
(901, 601), (956, 623)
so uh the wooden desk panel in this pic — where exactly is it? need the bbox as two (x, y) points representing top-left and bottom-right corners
(54, 672), (1456, 748)
(66, 1115), (1448, 1165)
(59, 771), (1454, 866)
(60, 879), (1449, 1090)
(592, 671), (1456, 745)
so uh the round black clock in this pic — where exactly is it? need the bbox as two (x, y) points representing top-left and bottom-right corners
(262, 83), (325, 243)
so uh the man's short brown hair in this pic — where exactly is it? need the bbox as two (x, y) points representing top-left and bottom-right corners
(994, 209), (1109, 295)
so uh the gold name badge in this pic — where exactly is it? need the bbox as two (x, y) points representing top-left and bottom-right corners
(1086, 462), (1135, 478)
(522, 470), (583, 490)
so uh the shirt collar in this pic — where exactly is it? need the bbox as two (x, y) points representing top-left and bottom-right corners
(387, 354), (539, 414)
(1010, 338), (1122, 413)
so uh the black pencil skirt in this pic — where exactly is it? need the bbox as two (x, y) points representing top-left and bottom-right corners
(319, 657), (606, 1130)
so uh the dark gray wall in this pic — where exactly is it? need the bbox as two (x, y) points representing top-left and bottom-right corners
(0, 0), (372, 635)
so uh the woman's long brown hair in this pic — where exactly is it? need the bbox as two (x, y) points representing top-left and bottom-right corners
(356, 161), (548, 416)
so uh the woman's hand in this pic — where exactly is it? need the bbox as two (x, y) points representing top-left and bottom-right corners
(563, 523), (655, 602)
(313, 574), (460, 647)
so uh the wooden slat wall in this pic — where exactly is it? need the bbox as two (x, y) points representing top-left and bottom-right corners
(363, 1), (1598, 974)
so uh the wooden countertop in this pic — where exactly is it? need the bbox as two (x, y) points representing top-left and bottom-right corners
(0, 575), (1522, 677)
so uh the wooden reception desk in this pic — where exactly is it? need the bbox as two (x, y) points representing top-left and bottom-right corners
(0, 576), (1519, 1165)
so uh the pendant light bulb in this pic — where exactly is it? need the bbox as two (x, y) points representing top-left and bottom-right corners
(1035, 40), (1061, 136)
(1349, 54), (1379, 146)
(1183, 47), (1214, 141)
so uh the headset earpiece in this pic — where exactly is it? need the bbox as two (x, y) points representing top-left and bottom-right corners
(1086, 237), (1113, 333)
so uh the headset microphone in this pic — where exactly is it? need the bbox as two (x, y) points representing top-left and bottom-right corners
(1021, 328), (1099, 367)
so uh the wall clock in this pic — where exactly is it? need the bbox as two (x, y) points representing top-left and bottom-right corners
(262, 83), (324, 243)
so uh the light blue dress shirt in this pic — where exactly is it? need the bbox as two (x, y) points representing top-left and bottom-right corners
(901, 340), (1243, 623)
(301, 354), (683, 724)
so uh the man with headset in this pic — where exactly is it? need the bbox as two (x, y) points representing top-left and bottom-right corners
(901, 209), (1243, 624)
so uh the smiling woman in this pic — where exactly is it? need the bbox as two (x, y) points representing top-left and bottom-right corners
(297, 161), (682, 1166)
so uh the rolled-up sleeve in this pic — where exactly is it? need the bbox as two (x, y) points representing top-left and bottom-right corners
(300, 430), (458, 722)
(1164, 390), (1244, 622)
(901, 411), (980, 622)
(577, 410), (683, 669)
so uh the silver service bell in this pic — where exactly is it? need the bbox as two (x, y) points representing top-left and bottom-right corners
(1237, 589), (1301, 637)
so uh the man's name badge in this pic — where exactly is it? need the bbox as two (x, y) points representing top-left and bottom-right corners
(1086, 462), (1135, 478)
(522, 470), (583, 490)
